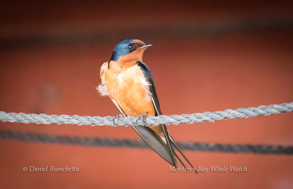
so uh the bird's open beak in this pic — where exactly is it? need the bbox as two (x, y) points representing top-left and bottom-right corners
(140, 44), (152, 49)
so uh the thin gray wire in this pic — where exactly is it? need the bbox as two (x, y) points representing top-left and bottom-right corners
(0, 102), (292, 127)
(0, 130), (292, 155)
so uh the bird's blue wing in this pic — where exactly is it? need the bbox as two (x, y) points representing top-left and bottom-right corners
(133, 61), (177, 166)
(136, 62), (162, 115)
(135, 61), (196, 171)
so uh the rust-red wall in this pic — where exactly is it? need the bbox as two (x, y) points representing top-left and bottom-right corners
(0, 1), (293, 189)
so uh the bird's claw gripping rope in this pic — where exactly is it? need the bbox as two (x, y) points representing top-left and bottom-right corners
(112, 112), (148, 126)
(112, 113), (127, 126)
(136, 112), (149, 126)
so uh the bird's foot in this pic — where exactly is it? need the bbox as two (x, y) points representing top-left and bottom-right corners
(112, 113), (127, 126)
(136, 112), (148, 126)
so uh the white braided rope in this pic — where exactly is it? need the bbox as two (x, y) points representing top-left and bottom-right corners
(0, 102), (292, 127)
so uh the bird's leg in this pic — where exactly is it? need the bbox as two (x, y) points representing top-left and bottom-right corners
(112, 113), (127, 125)
(136, 111), (148, 126)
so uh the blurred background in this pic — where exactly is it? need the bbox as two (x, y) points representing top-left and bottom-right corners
(0, 0), (293, 188)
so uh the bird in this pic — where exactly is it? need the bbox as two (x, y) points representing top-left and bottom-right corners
(97, 39), (196, 172)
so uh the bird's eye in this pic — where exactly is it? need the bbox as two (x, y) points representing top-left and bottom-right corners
(128, 44), (134, 50)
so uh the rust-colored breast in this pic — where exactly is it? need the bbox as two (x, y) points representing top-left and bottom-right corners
(103, 63), (155, 117)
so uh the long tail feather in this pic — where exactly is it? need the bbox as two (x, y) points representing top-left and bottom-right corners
(173, 150), (186, 169)
(132, 125), (177, 166)
(169, 133), (198, 174)
(161, 124), (177, 167)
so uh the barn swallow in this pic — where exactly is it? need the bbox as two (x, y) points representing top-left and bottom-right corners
(97, 39), (196, 172)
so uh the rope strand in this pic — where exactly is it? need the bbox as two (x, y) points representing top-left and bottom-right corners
(0, 130), (292, 155)
(0, 102), (292, 126)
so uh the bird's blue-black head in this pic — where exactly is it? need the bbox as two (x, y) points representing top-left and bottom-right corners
(110, 39), (149, 61)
